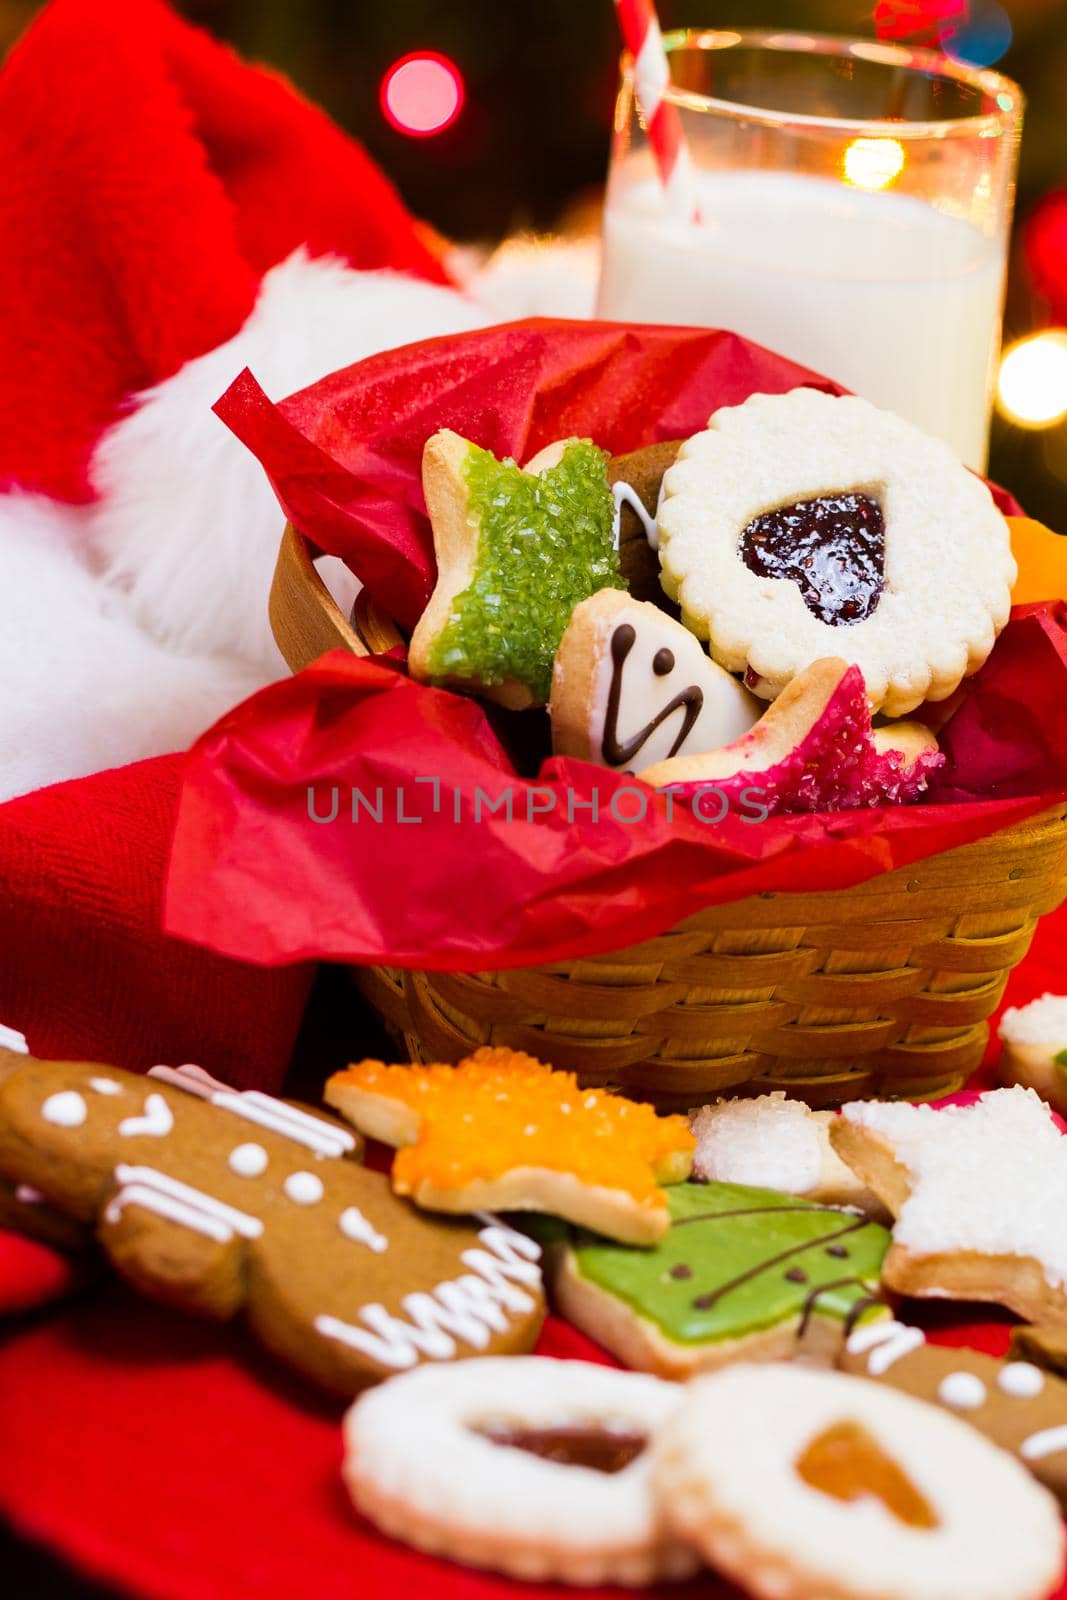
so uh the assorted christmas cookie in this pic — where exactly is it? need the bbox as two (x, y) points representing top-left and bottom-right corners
(0, 1050), (544, 1392)
(637, 657), (943, 811)
(343, 1357), (698, 1586)
(550, 589), (759, 772)
(545, 1179), (891, 1379)
(606, 439), (682, 605)
(325, 1047), (694, 1246)
(690, 1094), (884, 1216)
(651, 1363), (1065, 1600)
(831, 1087), (1067, 1323)
(998, 993), (1067, 1116)
(840, 1318), (1067, 1508)
(408, 429), (624, 709)
(656, 389), (1015, 715)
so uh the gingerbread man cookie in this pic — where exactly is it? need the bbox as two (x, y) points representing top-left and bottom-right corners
(0, 1052), (544, 1392)
(656, 389), (1015, 715)
(550, 589), (759, 772)
(841, 1318), (1067, 1509)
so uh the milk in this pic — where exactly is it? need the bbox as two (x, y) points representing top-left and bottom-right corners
(598, 170), (1006, 469)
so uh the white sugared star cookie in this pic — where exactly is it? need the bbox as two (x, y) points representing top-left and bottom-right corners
(831, 1088), (1067, 1321)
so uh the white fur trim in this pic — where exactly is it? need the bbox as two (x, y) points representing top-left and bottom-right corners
(90, 250), (488, 673)
(0, 493), (265, 802)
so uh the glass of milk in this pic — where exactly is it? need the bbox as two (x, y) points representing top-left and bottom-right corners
(598, 30), (1023, 469)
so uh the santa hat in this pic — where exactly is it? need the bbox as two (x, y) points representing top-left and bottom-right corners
(0, 0), (490, 801)
(0, 0), (506, 1084)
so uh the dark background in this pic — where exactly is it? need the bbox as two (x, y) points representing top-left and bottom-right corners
(2, 0), (1066, 509)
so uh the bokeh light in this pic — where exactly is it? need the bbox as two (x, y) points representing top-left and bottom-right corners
(380, 52), (464, 138)
(942, 0), (1013, 67)
(843, 138), (905, 192)
(998, 333), (1067, 429)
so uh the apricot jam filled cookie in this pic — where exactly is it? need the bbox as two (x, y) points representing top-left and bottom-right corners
(656, 390), (1015, 715)
(326, 1047), (693, 1246)
(652, 1364), (1063, 1600)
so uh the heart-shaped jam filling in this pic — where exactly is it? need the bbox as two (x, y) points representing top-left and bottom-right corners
(478, 1424), (646, 1474)
(795, 1419), (938, 1528)
(740, 493), (885, 626)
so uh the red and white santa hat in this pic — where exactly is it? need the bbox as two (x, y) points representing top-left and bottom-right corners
(0, 0), (489, 798)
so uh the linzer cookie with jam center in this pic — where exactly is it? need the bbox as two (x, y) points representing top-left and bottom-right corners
(652, 1364), (1065, 1600)
(546, 1178), (891, 1379)
(344, 1358), (698, 1586)
(656, 388), (1015, 715)
(0, 1051), (545, 1393)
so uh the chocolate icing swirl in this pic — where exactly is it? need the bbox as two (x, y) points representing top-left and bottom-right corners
(601, 624), (704, 767)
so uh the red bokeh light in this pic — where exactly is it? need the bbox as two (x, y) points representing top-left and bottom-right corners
(380, 52), (464, 138)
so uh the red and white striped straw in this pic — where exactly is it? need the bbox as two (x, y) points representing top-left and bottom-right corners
(613, 0), (699, 220)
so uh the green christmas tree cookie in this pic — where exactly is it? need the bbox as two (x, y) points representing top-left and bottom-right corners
(548, 1179), (890, 1379)
(409, 429), (625, 708)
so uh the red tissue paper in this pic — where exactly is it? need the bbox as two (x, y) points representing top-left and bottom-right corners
(165, 321), (1063, 972)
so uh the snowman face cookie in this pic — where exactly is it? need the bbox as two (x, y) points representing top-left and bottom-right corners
(0, 1053), (545, 1393)
(657, 390), (1016, 716)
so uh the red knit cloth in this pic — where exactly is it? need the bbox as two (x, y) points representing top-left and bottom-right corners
(0, 755), (313, 1087)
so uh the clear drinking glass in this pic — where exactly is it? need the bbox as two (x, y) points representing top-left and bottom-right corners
(598, 29), (1023, 469)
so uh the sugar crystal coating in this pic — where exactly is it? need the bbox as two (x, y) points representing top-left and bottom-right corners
(842, 1088), (1067, 1289)
(332, 1046), (693, 1208)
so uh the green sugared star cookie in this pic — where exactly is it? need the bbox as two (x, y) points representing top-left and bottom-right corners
(409, 430), (624, 708)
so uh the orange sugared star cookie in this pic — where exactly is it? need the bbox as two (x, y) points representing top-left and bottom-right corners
(325, 1047), (694, 1245)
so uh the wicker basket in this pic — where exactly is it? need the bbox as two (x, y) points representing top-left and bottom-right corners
(270, 522), (1067, 1110)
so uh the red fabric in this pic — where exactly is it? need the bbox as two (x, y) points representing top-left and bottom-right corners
(0, 908), (1065, 1597)
(0, 1231), (88, 1316)
(0, 0), (448, 505)
(0, 754), (312, 1089)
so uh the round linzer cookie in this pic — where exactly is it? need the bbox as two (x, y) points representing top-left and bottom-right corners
(652, 1363), (1065, 1600)
(547, 1179), (891, 1379)
(344, 1358), (698, 1585)
(0, 1051), (545, 1393)
(656, 389), (1015, 716)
